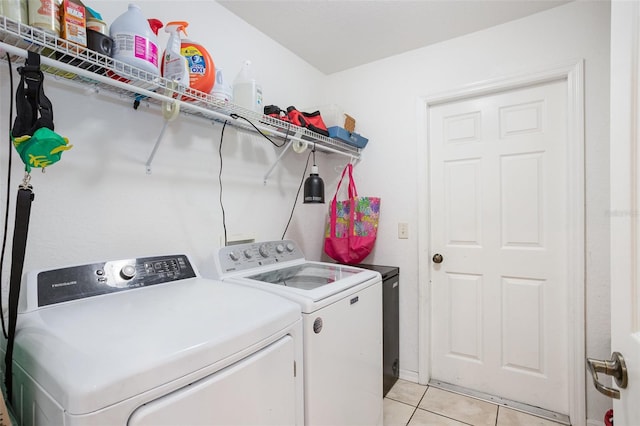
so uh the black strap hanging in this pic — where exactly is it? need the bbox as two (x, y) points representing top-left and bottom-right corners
(10, 51), (71, 173)
(11, 51), (54, 139)
(4, 184), (34, 403)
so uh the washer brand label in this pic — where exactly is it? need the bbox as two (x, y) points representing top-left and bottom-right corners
(51, 280), (77, 288)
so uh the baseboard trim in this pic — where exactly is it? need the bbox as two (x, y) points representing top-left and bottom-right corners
(398, 369), (419, 383)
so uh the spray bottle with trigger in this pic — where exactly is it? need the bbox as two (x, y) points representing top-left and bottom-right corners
(162, 21), (190, 86)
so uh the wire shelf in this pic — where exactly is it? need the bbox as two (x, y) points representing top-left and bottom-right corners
(0, 15), (362, 160)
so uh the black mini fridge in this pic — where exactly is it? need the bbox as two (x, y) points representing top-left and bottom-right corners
(357, 264), (399, 396)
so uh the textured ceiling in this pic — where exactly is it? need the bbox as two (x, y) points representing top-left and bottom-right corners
(217, 0), (571, 74)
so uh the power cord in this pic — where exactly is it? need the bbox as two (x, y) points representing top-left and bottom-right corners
(219, 120), (228, 246)
(1, 53), (15, 339)
(281, 150), (312, 240)
(219, 113), (311, 241)
(229, 113), (290, 148)
(221, 113), (297, 244)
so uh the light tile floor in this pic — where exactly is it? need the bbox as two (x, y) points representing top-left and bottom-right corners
(384, 379), (569, 426)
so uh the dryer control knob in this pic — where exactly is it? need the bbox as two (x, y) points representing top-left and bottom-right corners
(276, 244), (285, 253)
(259, 244), (269, 257)
(229, 251), (240, 261)
(120, 264), (137, 280)
(243, 249), (253, 259)
(286, 243), (295, 252)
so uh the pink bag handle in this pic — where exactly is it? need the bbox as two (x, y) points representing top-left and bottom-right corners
(330, 163), (358, 238)
(332, 163), (357, 202)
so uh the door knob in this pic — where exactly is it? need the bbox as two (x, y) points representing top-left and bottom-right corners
(432, 253), (443, 264)
(586, 352), (628, 399)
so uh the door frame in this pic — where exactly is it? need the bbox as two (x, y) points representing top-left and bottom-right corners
(610, 1), (640, 421)
(416, 61), (585, 423)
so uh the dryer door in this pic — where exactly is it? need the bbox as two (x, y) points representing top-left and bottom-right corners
(128, 335), (297, 425)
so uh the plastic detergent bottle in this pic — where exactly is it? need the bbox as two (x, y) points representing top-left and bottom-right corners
(233, 60), (263, 113)
(161, 21), (190, 85)
(211, 68), (233, 102)
(3, 0), (28, 25)
(110, 4), (160, 76)
(180, 33), (215, 95)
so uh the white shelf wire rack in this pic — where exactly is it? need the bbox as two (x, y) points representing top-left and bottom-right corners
(0, 16), (361, 175)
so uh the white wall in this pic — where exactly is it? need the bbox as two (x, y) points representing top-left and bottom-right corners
(0, 1), (333, 277)
(322, 1), (611, 423)
(0, 0), (612, 424)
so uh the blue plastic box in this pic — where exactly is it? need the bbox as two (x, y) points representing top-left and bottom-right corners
(328, 126), (369, 148)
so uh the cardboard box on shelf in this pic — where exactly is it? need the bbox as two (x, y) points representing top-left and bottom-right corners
(344, 113), (355, 132)
(61, 0), (87, 47)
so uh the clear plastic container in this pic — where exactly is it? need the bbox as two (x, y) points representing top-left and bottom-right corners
(28, 0), (60, 35)
(233, 60), (262, 113)
(2, 0), (28, 24)
(212, 68), (233, 102)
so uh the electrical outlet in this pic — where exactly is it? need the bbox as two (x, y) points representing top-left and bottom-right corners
(398, 223), (409, 239)
(220, 234), (255, 246)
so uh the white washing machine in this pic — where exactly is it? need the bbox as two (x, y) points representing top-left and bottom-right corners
(1, 254), (304, 426)
(206, 240), (383, 426)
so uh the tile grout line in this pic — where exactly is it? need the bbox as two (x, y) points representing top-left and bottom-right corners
(404, 406), (418, 426)
(404, 384), (429, 425)
(429, 380), (570, 425)
(407, 387), (429, 425)
(420, 407), (478, 425)
(412, 384), (498, 426)
(385, 396), (423, 407)
(387, 380), (568, 426)
(406, 385), (479, 426)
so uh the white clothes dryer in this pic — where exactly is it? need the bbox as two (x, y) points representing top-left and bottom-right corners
(206, 240), (383, 426)
(1, 254), (304, 426)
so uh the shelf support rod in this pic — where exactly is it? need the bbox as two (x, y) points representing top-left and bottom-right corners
(263, 138), (295, 184)
(146, 88), (180, 174)
(145, 119), (170, 174)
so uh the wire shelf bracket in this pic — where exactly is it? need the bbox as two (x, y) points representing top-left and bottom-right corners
(0, 16), (362, 177)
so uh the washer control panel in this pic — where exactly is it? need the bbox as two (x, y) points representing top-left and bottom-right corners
(218, 240), (304, 273)
(36, 254), (196, 307)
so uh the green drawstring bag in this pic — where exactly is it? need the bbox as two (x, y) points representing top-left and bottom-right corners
(11, 128), (72, 173)
(11, 51), (71, 173)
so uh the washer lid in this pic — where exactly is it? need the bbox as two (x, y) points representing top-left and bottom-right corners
(246, 263), (362, 290)
(8, 277), (301, 415)
(235, 261), (381, 311)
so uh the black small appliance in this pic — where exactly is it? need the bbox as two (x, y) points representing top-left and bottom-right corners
(357, 264), (399, 396)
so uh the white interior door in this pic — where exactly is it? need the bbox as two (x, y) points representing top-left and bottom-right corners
(607, 2), (640, 424)
(429, 80), (569, 414)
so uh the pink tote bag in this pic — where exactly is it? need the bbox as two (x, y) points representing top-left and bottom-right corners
(324, 163), (381, 264)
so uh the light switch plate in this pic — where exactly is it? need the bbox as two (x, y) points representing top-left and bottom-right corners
(398, 223), (409, 239)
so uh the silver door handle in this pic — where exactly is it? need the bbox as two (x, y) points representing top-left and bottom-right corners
(586, 352), (628, 399)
